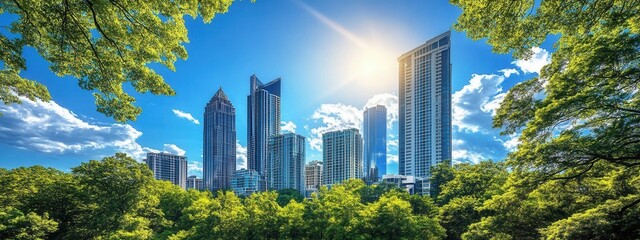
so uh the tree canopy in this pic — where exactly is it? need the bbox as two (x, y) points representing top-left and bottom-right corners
(0, 0), (237, 122)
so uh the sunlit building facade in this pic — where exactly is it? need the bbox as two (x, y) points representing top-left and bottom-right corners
(145, 152), (187, 189)
(231, 169), (262, 196)
(186, 175), (204, 190)
(322, 128), (363, 186)
(305, 160), (323, 194)
(398, 31), (452, 194)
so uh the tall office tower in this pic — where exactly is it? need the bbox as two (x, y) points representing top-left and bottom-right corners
(186, 175), (204, 190)
(231, 169), (262, 196)
(145, 152), (187, 189)
(266, 133), (306, 193)
(305, 160), (323, 192)
(398, 31), (452, 194)
(247, 75), (281, 185)
(363, 105), (387, 183)
(322, 128), (363, 186)
(203, 88), (237, 192)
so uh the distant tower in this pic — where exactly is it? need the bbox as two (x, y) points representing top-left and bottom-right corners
(363, 105), (387, 183)
(322, 128), (363, 186)
(247, 75), (281, 187)
(186, 175), (204, 190)
(145, 152), (187, 189)
(398, 31), (452, 194)
(305, 160), (323, 193)
(203, 87), (236, 192)
(266, 133), (306, 193)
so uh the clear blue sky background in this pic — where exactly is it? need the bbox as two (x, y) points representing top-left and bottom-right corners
(0, 0), (553, 177)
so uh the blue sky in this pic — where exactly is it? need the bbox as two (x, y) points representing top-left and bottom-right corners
(0, 0), (552, 177)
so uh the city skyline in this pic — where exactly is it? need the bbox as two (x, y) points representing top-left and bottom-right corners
(0, 0), (552, 178)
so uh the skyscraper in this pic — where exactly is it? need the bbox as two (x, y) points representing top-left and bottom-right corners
(398, 31), (452, 194)
(145, 152), (187, 189)
(266, 133), (306, 193)
(203, 87), (236, 192)
(305, 160), (323, 194)
(363, 105), (387, 183)
(322, 128), (363, 186)
(247, 74), (281, 187)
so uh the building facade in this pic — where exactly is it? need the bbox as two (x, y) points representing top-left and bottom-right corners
(231, 169), (262, 196)
(381, 174), (428, 195)
(398, 31), (452, 194)
(305, 160), (323, 193)
(203, 88), (236, 192)
(322, 128), (363, 186)
(363, 105), (387, 183)
(186, 175), (204, 190)
(145, 152), (187, 189)
(247, 75), (281, 187)
(266, 133), (306, 193)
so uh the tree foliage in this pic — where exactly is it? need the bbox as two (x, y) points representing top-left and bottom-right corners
(451, 0), (640, 239)
(0, 0), (238, 122)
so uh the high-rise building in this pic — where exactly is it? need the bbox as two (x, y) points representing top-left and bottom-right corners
(247, 75), (281, 188)
(305, 160), (323, 193)
(203, 87), (236, 192)
(363, 105), (387, 183)
(266, 133), (306, 193)
(145, 152), (187, 189)
(322, 128), (363, 186)
(398, 31), (452, 194)
(231, 169), (262, 196)
(186, 175), (204, 190)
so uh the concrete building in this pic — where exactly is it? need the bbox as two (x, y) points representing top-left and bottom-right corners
(186, 175), (203, 190)
(231, 169), (262, 196)
(266, 133), (306, 193)
(398, 31), (452, 194)
(381, 174), (428, 195)
(305, 160), (323, 194)
(247, 75), (281, 190)
(145, 152), (187, 189)
(322, 128), (363, 186)
(363, 105), (387, 183)
(203, 87), (236, 192)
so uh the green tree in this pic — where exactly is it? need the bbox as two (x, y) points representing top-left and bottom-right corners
(0, 0), (238, 122)
(275, 188), (304, 207)
(0, 207), (58, 240)
(430, 162), (455, 200)
(69, 153), (153, 238)
(303, 179), (365, 239)
(245, 191), (281, 239)
(277, 200), (305, 239)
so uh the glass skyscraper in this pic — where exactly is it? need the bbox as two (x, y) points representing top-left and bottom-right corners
(398, 31), (452, 194)
(247, 75), (281, 186)
(322, 128), (363, 186)
(203, 87), (236, 192)
(266, 133), (306, 193)
(363, 105), (387, 183)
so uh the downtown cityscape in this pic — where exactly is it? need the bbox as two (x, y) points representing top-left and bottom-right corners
(0, 0), (638, 239)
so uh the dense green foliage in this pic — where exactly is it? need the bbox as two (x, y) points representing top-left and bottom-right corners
(449, 0), (640, 239)
(0, 0), (238, 122)
(0, 153), (448, 240)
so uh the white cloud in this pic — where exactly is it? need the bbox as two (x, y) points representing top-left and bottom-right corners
(281, 121), (297, 133)
(495, 134), (521, 152)
(236, 141), (247, 170)
(452, 150), (486, 164)
(386, 154), (398, 164)
(0, 97), (154, 160)
(187, 161), (203, 176)
(309, 103), (362, 151)
(513, 47), (551, 74)
(308, 93), (398, 151)
(172, 109), (200, 125)
(163, 144), (186, 156)
(452, 73), (507, 133)
(498, 68), (519, 78)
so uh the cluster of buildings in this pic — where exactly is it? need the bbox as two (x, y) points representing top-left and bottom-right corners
(143, 32), (452, 197)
